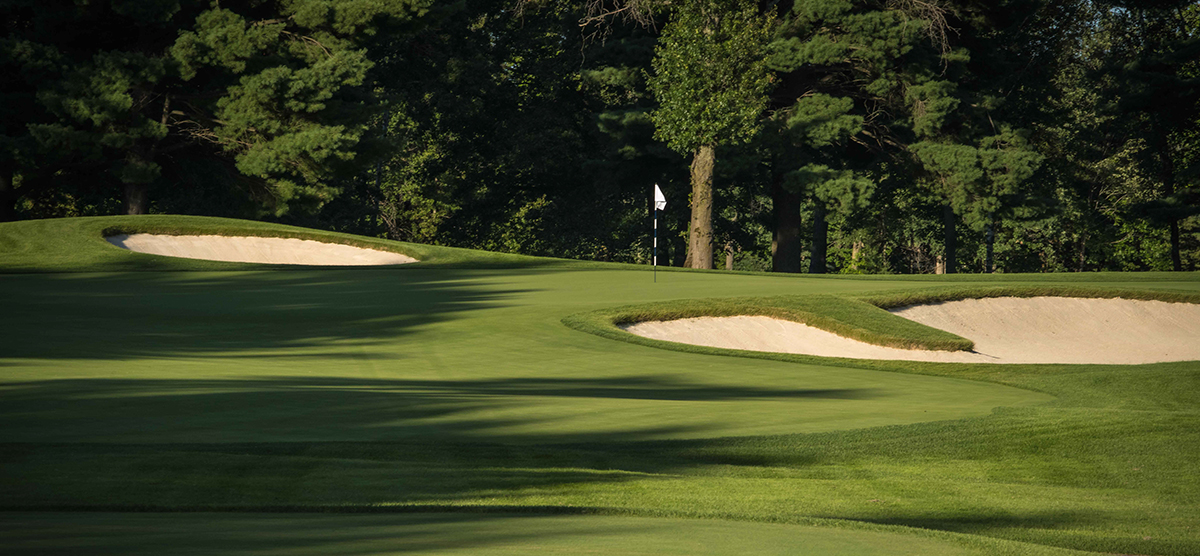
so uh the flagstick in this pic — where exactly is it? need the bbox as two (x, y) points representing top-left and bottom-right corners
(653, 184), (665, 283)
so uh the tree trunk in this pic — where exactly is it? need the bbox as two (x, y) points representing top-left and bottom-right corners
(810, 203), (828, 274)
(771, 175), (802, 273)
(725, 243), (734, 270)
(124, 181), (149, 215)
(985, 220), (995, 273)
(1159, 148), (1182, 271)
(1170, 220), (1182, 271)
(1077, 233), (1087, 273)
(942, 204), (957, 274)
(0, 164), (15, 222)
(122, 138), (159, 215)
(685, 145), (715, 269)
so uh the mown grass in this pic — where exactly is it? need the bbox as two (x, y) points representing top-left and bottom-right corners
(1, 215), (1199, 555)
(564, 294), (977, 351)
(0, 513), (1092, 556)
(857, 284), (1200, 308)
(565, 285), (1200, 355)
(0, 215), (591, 272)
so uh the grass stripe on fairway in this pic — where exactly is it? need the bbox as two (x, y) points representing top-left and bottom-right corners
(0, 513), (1090, 556)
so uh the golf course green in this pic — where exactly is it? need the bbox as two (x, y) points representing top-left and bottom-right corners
(2, 216), (1198, 555)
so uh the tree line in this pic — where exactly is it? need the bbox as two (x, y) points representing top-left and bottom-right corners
(2, 0), (1197, 272)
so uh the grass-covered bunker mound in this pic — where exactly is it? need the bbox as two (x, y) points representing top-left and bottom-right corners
(0, 215), (578, 272)
(569, 288), (1200, 364)
(106, 233), (418, 266)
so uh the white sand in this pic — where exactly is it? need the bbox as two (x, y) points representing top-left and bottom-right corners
(622, 297), (1200, 365)
(106, 234), (417, 266)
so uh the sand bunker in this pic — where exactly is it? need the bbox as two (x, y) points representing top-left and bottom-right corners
(622, 297), (1200, 365)
(106, 234), (417, 266)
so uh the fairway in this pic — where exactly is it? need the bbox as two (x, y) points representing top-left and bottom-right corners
(0, 268), (1048, 444)
(0, 513), (1087, 556)
(2, 217), (1199, 555)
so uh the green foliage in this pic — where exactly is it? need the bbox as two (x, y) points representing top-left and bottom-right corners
(648, 0), (774, 154)
(911, 128), (1044, 230)
(784, 94), (863, 148)
(787, 164), (874, 213)
(906, 79), (960, 138)
(3, 0), (432, 218)
(3, 0), (1198, 275)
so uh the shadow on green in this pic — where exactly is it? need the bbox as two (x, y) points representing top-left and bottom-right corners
(0, 268), (536, 360)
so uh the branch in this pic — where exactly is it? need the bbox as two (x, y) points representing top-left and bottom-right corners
(282, 31), (333, 57)
(574, 0), (664, 42)
(887, 0), (957, 63)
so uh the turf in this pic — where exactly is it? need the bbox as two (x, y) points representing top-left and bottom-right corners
(0, 513), (1089, 556)
(1, 216), (1198, 555)
(0, 214), (575, 272)
(564, 294), (979, 351)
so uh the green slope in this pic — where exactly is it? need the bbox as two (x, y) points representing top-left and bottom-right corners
(1, 215), (1198, 555)
(0, 215), (571, 272)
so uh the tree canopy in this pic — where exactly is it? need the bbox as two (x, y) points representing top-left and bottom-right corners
(4, 0), (1198, 273)
(2, 0), (432, 219)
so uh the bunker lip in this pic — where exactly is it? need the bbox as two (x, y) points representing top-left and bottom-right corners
(621, 296), (1200, 365)
(105, 233), (417, 266)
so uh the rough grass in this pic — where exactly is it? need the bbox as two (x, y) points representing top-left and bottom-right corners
(2, 216), (1199, 555)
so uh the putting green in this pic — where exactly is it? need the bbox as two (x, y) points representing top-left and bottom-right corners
(0, 513), (1078, 556)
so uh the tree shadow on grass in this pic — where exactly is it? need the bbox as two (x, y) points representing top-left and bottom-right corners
(0, 512), (692, 556)
(0, 268), (532, 360)
(0, 375), (877, 444)
(0, 375), (1181, 556)
(0, 372), (875, 511)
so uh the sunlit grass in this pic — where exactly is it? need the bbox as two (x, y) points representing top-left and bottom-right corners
(1, 215), (1197, 555)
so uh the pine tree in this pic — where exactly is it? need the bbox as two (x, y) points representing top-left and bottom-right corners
(764, 0), (930, 273)
(1099, 0), (1200, 271)
(2, 1), (432, 219)
(904, 0), (1045, 273)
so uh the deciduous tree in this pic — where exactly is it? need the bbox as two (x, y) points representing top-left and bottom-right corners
(648, 0), (773, 268)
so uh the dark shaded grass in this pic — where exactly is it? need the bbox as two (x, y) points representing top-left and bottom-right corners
(0, 375), (876, 444)
(0, 268), (531, 360)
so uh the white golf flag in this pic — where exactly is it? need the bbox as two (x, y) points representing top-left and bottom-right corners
(654, 184), (666, 210)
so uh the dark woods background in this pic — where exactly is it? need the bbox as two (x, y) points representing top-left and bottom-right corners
(2, 0), (1198, 273)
